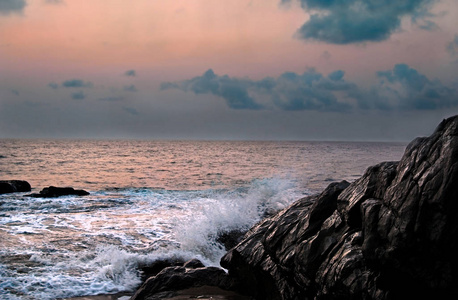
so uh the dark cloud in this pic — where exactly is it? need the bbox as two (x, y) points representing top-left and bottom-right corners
(447, 35), (458, 56)
(162, 68), (358, 111)
(282, 0), (436, 44)
(162, 64), (458, 112)
(71, 91), (86, 100)
(162, 69), (263, 110)
(123, 85), (138, 92)
(62, 79), (93, 88)
(48, 82), (59, 89)
(265, 69), (357, 111)
(99, 96), (125, 102)
(124, 70), (136, 77)
(0, 0), (26, 15)
(371, 64), (458, 110)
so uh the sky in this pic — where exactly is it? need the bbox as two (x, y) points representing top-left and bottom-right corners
(1, 0), (458, 141)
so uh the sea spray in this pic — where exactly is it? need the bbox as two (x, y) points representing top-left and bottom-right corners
(174, 178), (303, 264)
(0, 140), (406, 299)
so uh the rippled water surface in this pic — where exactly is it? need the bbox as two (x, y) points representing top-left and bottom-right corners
(0, 139), (406, 299)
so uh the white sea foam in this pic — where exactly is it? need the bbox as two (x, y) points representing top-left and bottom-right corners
(174, 178), (304, 263)
(0, 140), (406, 299)
(0, 178), (304, 299)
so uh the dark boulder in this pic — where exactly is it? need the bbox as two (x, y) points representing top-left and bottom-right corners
(0, 180), (31, 194)
(27, 186), (89, 198)
(138, 258), (186, 282)
(130, 266), (239, 300)
(220, 115), (458, 299)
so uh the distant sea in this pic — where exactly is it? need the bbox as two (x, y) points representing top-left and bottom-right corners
(0, 139), (406, 299)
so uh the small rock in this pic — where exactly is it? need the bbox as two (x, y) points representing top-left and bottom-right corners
(183, 259), (205, 269)
(27, 186), (89, 198)
(0, 180), (31, 194)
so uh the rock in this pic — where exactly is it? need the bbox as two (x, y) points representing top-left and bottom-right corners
(138, 258), (185, 282)
(183, 258), (205, 269)
(130, 266), (239, 300)
(220, 181), (351, 299)
(220, 115), (458, 299)
(0, 180), (31, 194)
(27, 186), (90, 198)
(216, 229), (246, 251)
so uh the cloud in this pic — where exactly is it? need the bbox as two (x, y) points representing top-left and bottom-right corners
(0, 0), (26, 15)
(370, 64), (458, 110)
(62, 79), (93, 88)
(282, 0), (436, 44)
(48, 82), (59, 89)
(162, 64), (458, 112)
(447, 35), (458, 56)
(162, 68), (358, 111)
(123, 85), (138, 92)
(162, 69), (264, 110)
(71, 91), (86, 100)
(124, 70), (136, 77)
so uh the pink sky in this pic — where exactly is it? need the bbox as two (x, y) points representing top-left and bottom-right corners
(1, 0), (458, 140)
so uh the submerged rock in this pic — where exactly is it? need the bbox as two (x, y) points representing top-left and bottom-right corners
(0, 180), (31, 194)
(220, 115), (458, 299)
(27, 186), (89, 198)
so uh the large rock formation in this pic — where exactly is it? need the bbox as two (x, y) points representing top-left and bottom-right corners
(131, 115), (458, 299)
(0, 180), (31, 194)
(220, 115), (458, 299)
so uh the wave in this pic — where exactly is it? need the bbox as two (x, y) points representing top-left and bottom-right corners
(0, 177), (308, 299)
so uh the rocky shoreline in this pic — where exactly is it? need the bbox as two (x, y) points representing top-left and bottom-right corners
(131, 115), (458, 299)
(3, 116), (458, 299)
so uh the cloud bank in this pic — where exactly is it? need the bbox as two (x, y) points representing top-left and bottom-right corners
(162, 69), (263, 110)
(372, 64), (457, 110)
(282, 0), (436, 44)
(0, 0), (26, 15)
(162, 64), (458, 112)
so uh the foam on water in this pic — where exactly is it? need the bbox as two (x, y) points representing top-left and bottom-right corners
(0, 178), (305, 299)
(1, 139), (406, 299)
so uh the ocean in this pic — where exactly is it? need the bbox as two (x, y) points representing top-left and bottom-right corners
(0, 139), (406, 299)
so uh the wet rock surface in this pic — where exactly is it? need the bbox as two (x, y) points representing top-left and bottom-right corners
(131, 259), (240, 300)
(132, 115), (458, 299)
(0, 180), (31, 194)
(220, 115), (458, 299)
(27, 186), (90, 198)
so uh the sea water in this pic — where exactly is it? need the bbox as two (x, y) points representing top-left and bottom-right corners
(0, 139), (406, 299)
